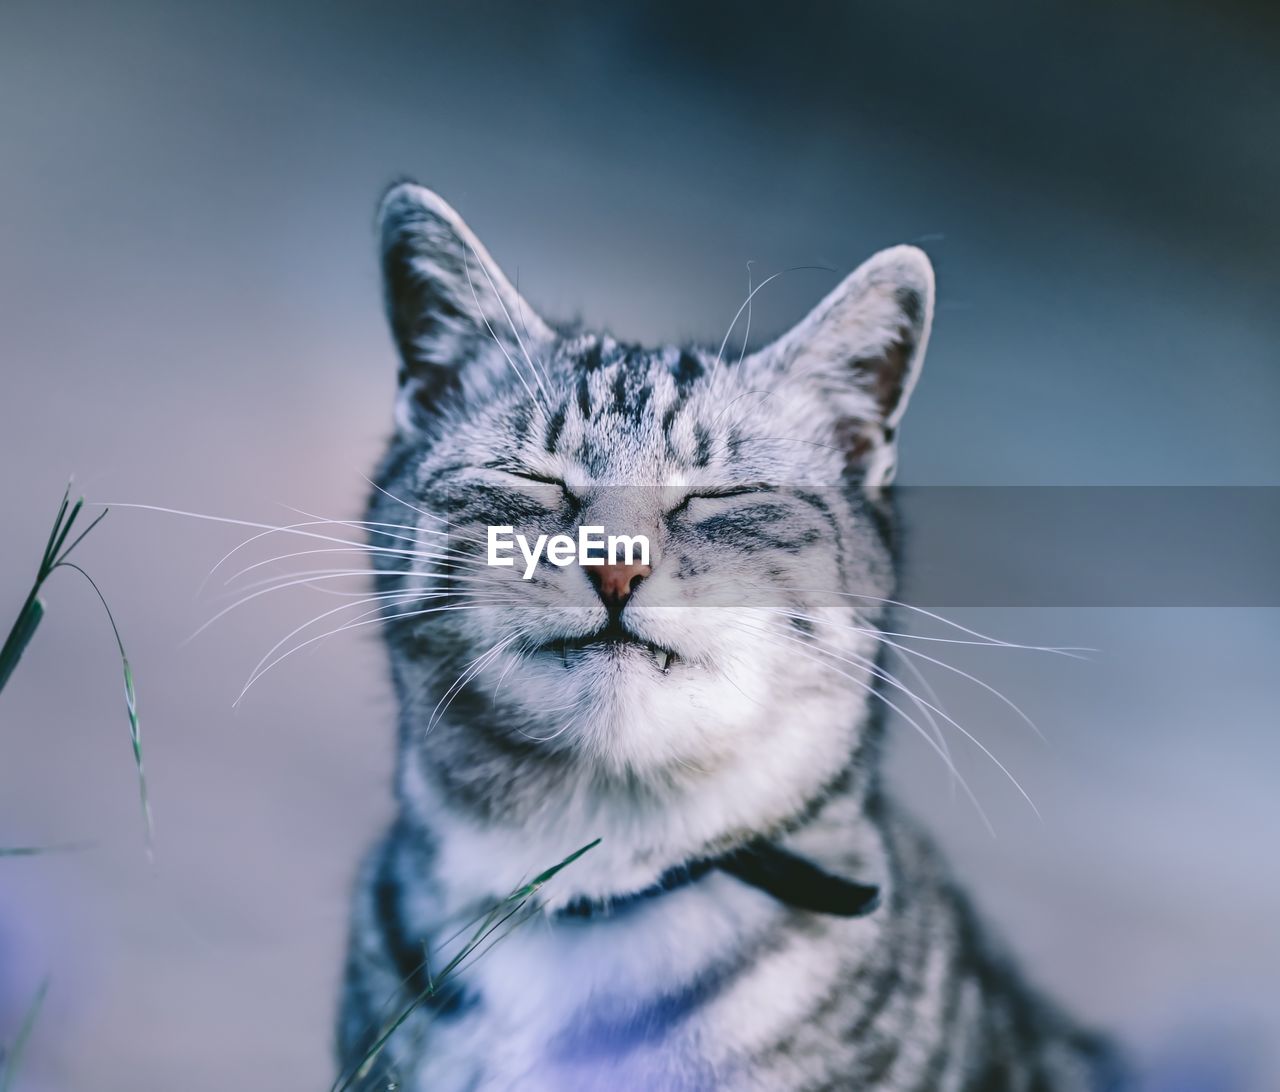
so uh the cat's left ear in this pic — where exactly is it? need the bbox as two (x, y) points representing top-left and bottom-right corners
(751, 246), (934, 487)
(378, 181), (553, 431)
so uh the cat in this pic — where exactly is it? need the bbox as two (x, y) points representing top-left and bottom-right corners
(335, 182), (1127, 1091)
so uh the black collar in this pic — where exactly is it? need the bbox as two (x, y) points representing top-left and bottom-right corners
(557, 837), (880, 921)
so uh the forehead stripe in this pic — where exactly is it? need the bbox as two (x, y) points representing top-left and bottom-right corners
(673, 350), (704, 390)
(544, 404), (567, 454)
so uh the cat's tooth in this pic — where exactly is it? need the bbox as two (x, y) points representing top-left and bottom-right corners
(651, 646), (667, 671)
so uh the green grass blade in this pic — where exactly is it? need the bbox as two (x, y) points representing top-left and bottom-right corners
(517, 836), (601, 896)
(0, 594), (44, 695)
(54, 562), (154, 853)
(37, 484), (73, 576)
(0, 979), (48, 1092)
(4, 486), (153, 850)
(121, 656), (154, 855)
(53, 507), (108, 568)
(331, 839), (600, 1092)
(44, 496), (84, 577)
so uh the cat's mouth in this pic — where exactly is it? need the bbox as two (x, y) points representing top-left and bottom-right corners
(536, 621), (679, 674)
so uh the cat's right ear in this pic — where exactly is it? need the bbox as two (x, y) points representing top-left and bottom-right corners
(378, 182), (552, 431)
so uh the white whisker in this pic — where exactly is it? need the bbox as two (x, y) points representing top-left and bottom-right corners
(737, 260), (754, 368)
(712, 264), (836, 377)
(732, 614), (996, 835)
(105, 503), (441, 562)
(475, 249), (554, 401)
(363, 477), (451, 526)
(463, 255), (545, 410)
(825, 592), (1093, 656)
(760, 606), (1047, 744)
(749, 620), (1040, 821)
(797, 627), (1035, 817)
(221, 566), (501, 599)
(427, 633), (523, 735)
(187, 567), (479, 644)
(713, 269), (789, 377)
(235, 600), (509, 706)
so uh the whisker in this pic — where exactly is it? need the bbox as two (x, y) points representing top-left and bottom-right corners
(279, 506), (470, 547)
(490, 649), (523, 706)
(745, 620), (1039, 821)
(513, 267), (553, 397)
(475, 248), (554, 401)
(222, 546), (466, 587)
(713, 269), (789, 376)
(731, 614), (995, 835)
(516, 704), (591, 744)
(889, 646), (959, 794)
(235, 600), (510, 706)
(463, 255), (546, 410)
(427, 632), (523, 735)
(201, 508), (472, 593)
(742, 583), (1089, 655)
(761, 606), (1047, 744)
(712, 264), (837, 377)
(750, 611), (955, 769)
(105, 503), (444, 562)
(880, 634), (1047, 743)
(736, 260), (754, 368)
(363, 477), (451, 526)
(220, 536), (490, 590)
(236, 589), (451, 679)
(825, 592), (1093, 656)
(846, 642), (957, 790)
(708, 389), (778, 428)
(279, 505), (495, 555)
(237, 587), (501, 696)
(221, 566), (501, 599)
(187, 568), (485, 643)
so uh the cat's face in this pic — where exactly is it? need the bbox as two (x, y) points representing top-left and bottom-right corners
(369, 184), (933, 793)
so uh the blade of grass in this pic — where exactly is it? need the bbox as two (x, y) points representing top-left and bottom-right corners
(1, 484), (153, 853)
(44, 496), (84, 576)
(0, 979), (48, 1092)
(1, 480), (77, 695)
(55, 562), (153, 855)
(53, 507), (109, 569)
(514, 837), (600, 894)
(37, 484), (73, 577)
(332, 839), (601, 1092)
(0, 594), (44, 693)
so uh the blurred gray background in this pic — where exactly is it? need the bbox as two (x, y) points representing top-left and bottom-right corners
(1, 1), (1278, 1089)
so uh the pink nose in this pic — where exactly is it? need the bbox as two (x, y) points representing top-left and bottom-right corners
(589, 561), (652, 610)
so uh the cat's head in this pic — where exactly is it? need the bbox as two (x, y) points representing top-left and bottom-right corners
(368, 183), (933, 814)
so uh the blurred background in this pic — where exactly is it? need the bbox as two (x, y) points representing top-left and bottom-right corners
(1, 1), (1277, 1088)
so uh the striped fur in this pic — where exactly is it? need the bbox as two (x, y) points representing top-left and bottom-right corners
(335, 184), (1126, 1091)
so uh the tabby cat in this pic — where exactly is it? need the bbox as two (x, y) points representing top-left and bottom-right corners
(336, 183), (1126, 1091)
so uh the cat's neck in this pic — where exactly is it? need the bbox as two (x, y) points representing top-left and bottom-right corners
(396, 707), (882, 917)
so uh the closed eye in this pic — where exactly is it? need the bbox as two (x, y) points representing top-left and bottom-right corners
(668, 483), (771, 517)
(496, 469), (579, 513)
(491, 466), (565, 488)
(689, 484), (769, 499)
